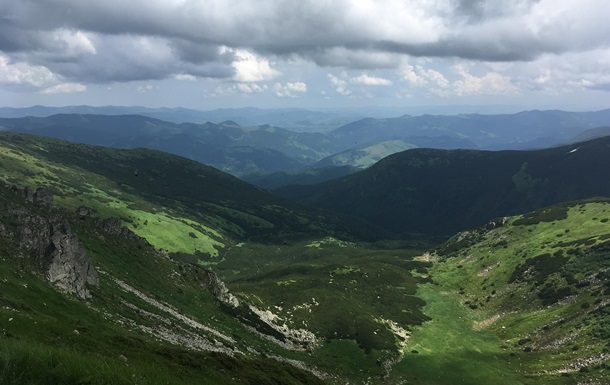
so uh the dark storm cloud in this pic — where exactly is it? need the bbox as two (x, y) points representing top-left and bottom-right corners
(1, 0), (608, 84)
(452, 0), (541, 22)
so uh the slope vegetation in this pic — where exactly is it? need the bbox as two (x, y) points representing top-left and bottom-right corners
(277, 136), (610, 238)
(2, 131), (610, 384)
(419, 199), (610, 384)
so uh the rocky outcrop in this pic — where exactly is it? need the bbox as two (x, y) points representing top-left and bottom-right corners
(2, 186), (98, 299)
(184, 264), (318, 350)
(45, 222), (99, 299)
(100, 217), (141, 240)
(10, 186), (54, 206)
(76, 211), (150, 245)
(185, 265), (239, 308)
(201, 270), (240, 308)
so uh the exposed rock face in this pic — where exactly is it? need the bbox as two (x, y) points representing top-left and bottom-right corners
(10, 186), (54, 206)
(202, 270), (240, 308)
(186, 265), (239, 308)
(45, 222), (99, 299)
(75, 205), (94, 218)
(101, 218), (133, 237)
(2, 186), (98, 299)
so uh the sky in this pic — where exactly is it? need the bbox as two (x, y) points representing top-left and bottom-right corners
(1, 0), (609, 111)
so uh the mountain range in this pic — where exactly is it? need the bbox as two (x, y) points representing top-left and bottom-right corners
(1, 113), (610, 384)
(276, 136), (610, 238)
(2, 108), (610, 179)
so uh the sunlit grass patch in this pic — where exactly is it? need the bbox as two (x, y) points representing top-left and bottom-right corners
(395, 284), (528, 385)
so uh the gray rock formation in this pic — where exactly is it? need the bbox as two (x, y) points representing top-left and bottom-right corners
(45, 222), (99, 299)
(2, 186), (98, 299)
(201, 269), (240, 308)
(185, 265), (239, 308)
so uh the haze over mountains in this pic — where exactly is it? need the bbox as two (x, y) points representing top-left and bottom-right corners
(1, 107), (610, 179)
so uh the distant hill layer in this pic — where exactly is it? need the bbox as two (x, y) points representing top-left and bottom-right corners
(568, 126), (610, 143)
(2, 109), (610, 179)
(0, 105), (357, 131)
(330, 109), (610, 150)
(242, 165), (359, 190)
(276, 136), (610, 238)
(0, 114), (341, 176)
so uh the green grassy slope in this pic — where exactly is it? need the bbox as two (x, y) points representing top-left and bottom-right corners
(2, 131), (610, 384)
(0, 185), (326, 385)
(0, 132), (422, 384)
(314, 139), (418, 169)
(0, 132), (386, 247)
(423, 199), (610, 384)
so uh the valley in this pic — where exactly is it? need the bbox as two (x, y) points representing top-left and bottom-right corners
(0, 125), (609, 384)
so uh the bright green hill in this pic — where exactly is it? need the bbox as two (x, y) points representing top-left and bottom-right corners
(314, 139), (418, 169)
(422, 199), (610, 384)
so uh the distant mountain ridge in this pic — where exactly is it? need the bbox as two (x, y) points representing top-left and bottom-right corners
(276, 136), (610, 238)
(330, 109), (610, 151)
(0, 114), (342, 176)
(0, 105), (356, 132)
(2, 108), (610, 179)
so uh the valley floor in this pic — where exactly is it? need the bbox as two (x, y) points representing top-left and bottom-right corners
(395, 284), (528, 385)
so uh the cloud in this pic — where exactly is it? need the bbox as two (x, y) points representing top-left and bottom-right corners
(4, 0), (609, 83)
(401, 64), (450, 95)
(42, 82), (86, 94)
(273, 81), (307, 97)
(350, 74), (392, 86)
(173, 73), (197, 81)
(453, 63), (515, 95)
(236, 83), (266, 94)
(212, 83), (268, 96)
(0, 54), (57, 88)
(328, 73), (351, 96)
(137, 84), (158, 93)
(227, 48), (281, 83)
(1, 0), (609, 109)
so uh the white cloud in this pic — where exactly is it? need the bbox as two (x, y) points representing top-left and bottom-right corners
(173, 73), (197, 81)
(2, 1), (610, 108)
(51, 29), (97, 58)
(227, 48), (281, 82)
(41, 82), (87, 94)
(0, 55), (58, 88)
(402, 64), (449, 88)
(273, 81), (307, 97)
(212, 82), (268, 96)
(402, 65), (428, 87)
(236, 82), (266, 93)
(400, 64), (450, 97)
(137, 84), (158, 93)
(453, 63), (515, 95)
(328, 73), (351, 95)
(350, 74), (392, 86)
